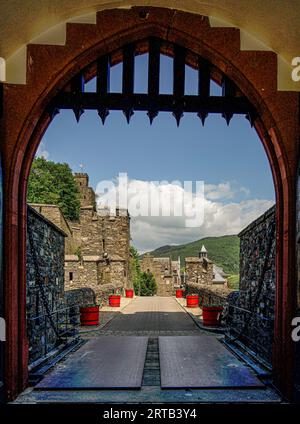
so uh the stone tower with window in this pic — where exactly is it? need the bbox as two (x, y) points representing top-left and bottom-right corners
(185, 245), (214, 285)
(74, 173), (96, 210)
(62, 173), (131, 302)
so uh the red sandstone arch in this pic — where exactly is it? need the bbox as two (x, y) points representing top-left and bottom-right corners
(0, 7), (299, 401)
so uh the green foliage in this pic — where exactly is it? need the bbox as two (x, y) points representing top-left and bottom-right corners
(129, 246), (141, 295)
(27, 157), (80, 221)
(142, 235), (240, 275)
(227, 274), (240, 290)
(74, 246), (82, 260)
(138, 271), (157, 296)
(130, 246), (157, 296)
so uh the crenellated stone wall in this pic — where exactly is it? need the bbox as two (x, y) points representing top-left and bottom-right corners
(32, 173), (131, 303)
(63, 174), (131, 301)
(75, 173), (96, 209)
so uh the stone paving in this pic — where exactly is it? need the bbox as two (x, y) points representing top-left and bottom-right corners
(81, 296), (213, 339)
(100, 296), (204, 332)
(176, 296), (202, 317)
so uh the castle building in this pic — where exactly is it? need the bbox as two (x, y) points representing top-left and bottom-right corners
(65, 173), (130, 300)
(30, 173), (131, 302)
(140, 254), (181, 296)
(185, 245), (227, 286)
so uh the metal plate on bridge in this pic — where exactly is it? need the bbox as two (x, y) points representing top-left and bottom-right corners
(36, 336), (148, 389)
(159, 336), (264, 389)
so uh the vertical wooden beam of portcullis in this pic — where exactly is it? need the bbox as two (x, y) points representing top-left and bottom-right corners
(147, 37), (160, 124)
(173, 44), (186, 126)
(122, 43), (135, 123)
(197, 57), (210, 125)
(97, 55), (110, 124)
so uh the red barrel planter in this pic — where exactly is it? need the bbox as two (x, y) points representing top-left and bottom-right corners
(125, 289), (134, 298)
(80, 306), (99, 326)
(202, 306), (223, 326)
(109, 294), (121, 307)
(176, 289), (184, 298)
(186, 294), (199, 308)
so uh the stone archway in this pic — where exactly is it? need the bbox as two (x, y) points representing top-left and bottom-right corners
(0, 7), (298, 401)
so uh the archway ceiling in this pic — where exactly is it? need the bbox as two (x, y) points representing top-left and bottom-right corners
(0, 1), (299, 90)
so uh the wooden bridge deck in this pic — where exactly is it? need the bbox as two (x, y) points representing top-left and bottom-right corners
(13, 296), (281, 404)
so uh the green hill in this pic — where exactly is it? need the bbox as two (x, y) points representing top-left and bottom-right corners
(142, 235), (240, 275)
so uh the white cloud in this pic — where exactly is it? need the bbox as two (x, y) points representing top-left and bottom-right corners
(96, 177), (274, 253)
(36, 142), (49, 159)
(205, 181), (250, 200)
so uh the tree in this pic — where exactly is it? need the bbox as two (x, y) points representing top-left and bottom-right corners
(27, 157), (80, 220)
(139, 271), (157, 296)
(129, 246), (142, 295)
(129, 247), (157, 296)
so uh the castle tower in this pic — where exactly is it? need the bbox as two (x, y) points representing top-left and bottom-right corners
(66, 172), (131, 297)
(74, 173), (96, 210)
(199, 244), (208, 258)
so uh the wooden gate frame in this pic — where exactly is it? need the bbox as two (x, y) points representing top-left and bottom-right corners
(0, 7), (299, 401)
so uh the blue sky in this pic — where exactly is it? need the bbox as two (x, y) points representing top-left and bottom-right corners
(38, 54), (275, 252)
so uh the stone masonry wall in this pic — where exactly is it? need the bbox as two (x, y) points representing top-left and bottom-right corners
(26, 206), (66, 364)
(185, 258), (214, 285)
(68, 174), (131, 295)
(227, 206), (276, 364)
(99, 209), (130, 262)
(186, 283), (233, 307)
(65, 258), (125, 304)
(64, 288), (96, 307)
(140, 254), (176, 296)
(31, 173), (131, 307)
(80, 208), (103, 255)
(29, 203), (76, 254)
(74, 173), (96, 209)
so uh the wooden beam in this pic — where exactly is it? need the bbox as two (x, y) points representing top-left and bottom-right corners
(71, 73), (84, 94)
(147, 37), (160, 123)
(70, 72), (85, 122)
(173, 44), (186, 99)
(197, 58), (210, 125)
(222, 76), (237, 98)
(122, 44), (135, 96)
(97, 55), (110, 124)
(198, 57), (210, 98)
(173, 44), (186, 125)
(148, 38), (160, 97)
(122, 44), (135, 122)
(54, 92), (254, 115)
(97, 55), (110, 95)
(221, 76), (237, 125)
